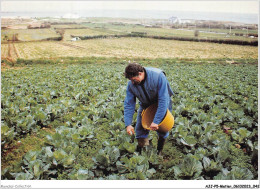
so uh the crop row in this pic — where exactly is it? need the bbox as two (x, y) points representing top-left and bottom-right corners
(1, 58), (258, 180)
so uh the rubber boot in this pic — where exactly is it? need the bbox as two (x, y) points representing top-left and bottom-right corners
(157, 137), (166, 155)
(136, 138), (149, 153)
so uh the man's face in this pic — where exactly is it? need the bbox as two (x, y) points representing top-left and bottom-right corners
(130, 73), (142, 85)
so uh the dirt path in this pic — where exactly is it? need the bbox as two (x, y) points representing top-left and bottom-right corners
(6, 42), (20, 62)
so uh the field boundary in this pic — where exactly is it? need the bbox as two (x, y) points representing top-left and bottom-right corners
(73, 34), (258, 46)
(1, 37), (62, 44)
(2, 33), (258, 46)
(6, 57), (258, 66)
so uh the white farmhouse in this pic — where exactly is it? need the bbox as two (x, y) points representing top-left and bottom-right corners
(71, 37), (81, 41)
(169, 16), (181, 24)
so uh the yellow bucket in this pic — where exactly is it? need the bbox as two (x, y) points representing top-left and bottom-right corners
(141, 103), (174, 133)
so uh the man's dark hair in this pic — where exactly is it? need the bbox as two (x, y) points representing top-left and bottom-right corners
(124, 63), (144, 79)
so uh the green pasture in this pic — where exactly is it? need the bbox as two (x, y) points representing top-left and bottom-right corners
(1, 28), (60, 42)
(2, 17), (257, 42)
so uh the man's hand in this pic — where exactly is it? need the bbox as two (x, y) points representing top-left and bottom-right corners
(150, 122), (159, 131)
(126, 125), (135, 136)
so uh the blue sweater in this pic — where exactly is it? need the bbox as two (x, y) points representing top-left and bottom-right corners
(124, 67), (174, 127)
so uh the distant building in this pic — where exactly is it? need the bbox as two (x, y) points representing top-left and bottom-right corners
(169, 16), (181, 24)
(27, 23), (51, 29)
(71, 37), (81, 41)
(27, 23), (41, 29)
(168, 17), (194, 25)
(180, 19), (193, 24)
(144, 25), (161, 28)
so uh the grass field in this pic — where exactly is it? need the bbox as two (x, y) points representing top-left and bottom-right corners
(79, 22), (258, 42)
(1, 28), (60, 42)
(1, 38), (258, 60)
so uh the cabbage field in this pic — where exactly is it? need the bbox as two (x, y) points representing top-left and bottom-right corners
(1, 57), (258, 180)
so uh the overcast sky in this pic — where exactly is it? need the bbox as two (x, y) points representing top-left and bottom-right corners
(1, 1), (259, 14)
